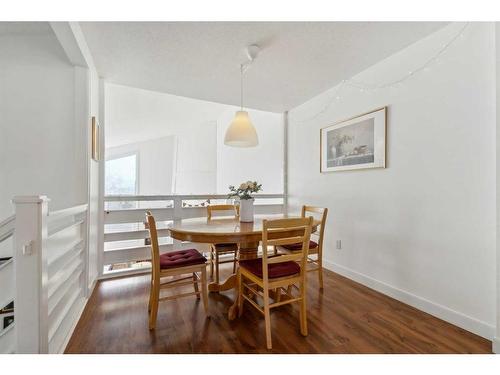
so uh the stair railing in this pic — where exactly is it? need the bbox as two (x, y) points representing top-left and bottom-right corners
(1, 196), (89, 353)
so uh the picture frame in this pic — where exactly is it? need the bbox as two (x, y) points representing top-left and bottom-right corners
(320, 107), (386, 173)
(92, 116), (100, 161)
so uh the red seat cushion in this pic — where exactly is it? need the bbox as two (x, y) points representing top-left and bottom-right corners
(239, 258), (300, 279)
(159, 249), (206, 269)
(281, 240), (318, 252)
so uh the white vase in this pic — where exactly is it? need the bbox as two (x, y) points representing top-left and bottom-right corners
(239, 198), (254, 222)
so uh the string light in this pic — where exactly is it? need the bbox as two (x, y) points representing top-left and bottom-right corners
(296, 22), (469, 124)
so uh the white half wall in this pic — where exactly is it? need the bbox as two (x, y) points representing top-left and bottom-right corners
(288, 22), (496, 339)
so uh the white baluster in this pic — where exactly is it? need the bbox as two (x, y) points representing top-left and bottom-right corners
(172, 197), (183, 250)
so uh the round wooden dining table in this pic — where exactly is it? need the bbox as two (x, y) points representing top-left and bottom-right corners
(168, 214), (318, 320)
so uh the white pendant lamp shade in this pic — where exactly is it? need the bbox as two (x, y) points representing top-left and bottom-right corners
(224, 111), (258, 147)
(224, 46), (260, 148)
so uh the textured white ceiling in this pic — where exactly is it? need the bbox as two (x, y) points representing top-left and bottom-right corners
(81, 22), (447, 112)
(0, 22), (53, 36)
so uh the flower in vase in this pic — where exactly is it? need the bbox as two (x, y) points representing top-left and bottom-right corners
(228, 180), (263, 200)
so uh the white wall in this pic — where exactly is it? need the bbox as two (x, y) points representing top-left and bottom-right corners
(105, 83), (224, 194)
(86, 63), (101, 287)
(174, 121), (218, 194)
(0, 32), (86, 218)
(216, 108), (284, 194)
(105, 83), (284, 195)
(50, 21), (102, 289)
(107, 136), (176, 195)
(0, 23), (101, 284)
(495, 23), (500, 354)
(288, 23), (496, 339)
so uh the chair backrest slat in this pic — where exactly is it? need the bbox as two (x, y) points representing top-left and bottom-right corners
(207, 204), (239, 219)
(264, 218), (309, 228)
(266, 253), (303, 264)
(302, 205), (325, 214)
(267, 236), (305, 247)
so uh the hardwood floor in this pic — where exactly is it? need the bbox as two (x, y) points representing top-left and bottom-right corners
(65, 267), (491, 354)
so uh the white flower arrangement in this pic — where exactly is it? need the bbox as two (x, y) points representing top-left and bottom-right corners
(228, 180), (263, 200)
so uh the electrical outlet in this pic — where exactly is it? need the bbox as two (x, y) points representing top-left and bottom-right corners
(336, 240), (342, 250)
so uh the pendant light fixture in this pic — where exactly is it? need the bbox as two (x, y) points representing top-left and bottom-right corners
(224, 45), (259, 147)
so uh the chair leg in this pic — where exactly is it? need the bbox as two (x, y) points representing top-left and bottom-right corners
(209, 248), (214, 279)
(263, 288), (272, 350)
(299, 280), (308, 336)
(148, 278), (153, 313)
(149, 280), (160, 330)
(201, 267), (209, 317)
(232, 250), (237, 273)
(275, 288), (282, 302)
(215, 250), (220, 285)
(193, 272), (200, 299)
(318, 258), (324, 290)
(237, 270), (244, 317)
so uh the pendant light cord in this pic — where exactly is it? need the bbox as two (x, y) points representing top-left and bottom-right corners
(240, 64), (244, 110)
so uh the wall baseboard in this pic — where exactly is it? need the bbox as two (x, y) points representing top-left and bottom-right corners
(323, 260), (495, 341)
(87, 277), (98, 297)
(59, 280), (97, 354)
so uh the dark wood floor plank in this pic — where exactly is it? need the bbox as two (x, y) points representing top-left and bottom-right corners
(65, 267), (491, 354)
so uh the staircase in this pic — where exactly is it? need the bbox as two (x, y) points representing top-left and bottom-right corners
(0, 196), (89, 353)
(0, 215), (15, 353)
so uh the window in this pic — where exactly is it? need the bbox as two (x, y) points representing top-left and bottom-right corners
(105, 153), (138, 196)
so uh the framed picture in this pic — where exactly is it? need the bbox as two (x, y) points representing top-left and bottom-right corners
(92, 116), (100, 161)
(320, 107), (386, 172)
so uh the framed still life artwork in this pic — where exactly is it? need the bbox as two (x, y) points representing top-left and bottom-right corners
(91, 116), (100, 161)
(320, 107), (386, 172)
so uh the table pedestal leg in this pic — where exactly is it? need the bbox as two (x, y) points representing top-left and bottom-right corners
(208, 275), (237, 292)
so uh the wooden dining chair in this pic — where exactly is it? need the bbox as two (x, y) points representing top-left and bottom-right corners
(278, 206), (328, 289)
(145, 211), (209, 330)
(207, 204), (240, 285)
(237, 216), (314, 350)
